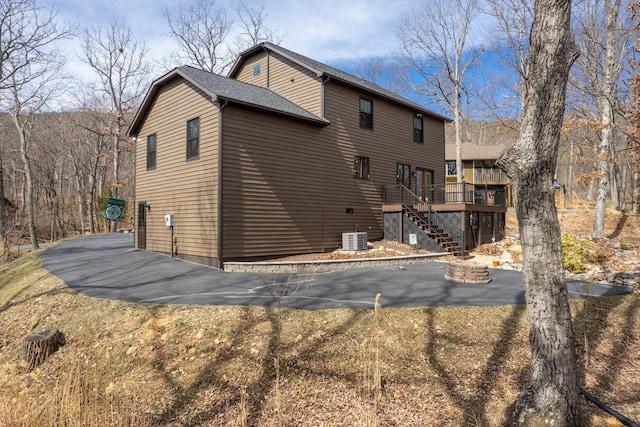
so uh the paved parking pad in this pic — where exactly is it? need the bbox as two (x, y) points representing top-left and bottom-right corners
(41, 234), (634, 310)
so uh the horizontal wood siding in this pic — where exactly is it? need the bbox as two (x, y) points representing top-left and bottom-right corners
(222, 106), (373, 258)
(266, 52), (323, 117)
(323, 80), (445, 186)
(221, 81), (445, 259)
(135, 77), (219, 264)
(234, 50), (268, 87)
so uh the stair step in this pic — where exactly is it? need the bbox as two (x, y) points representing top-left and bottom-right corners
(403, 205), (462, 255)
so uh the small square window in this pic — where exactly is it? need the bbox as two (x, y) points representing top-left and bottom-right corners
(413, 115), (423, 143)
(353, 155), (370, 179)
(146, 133), (156, 170)
(359, 98), (373, 129)
(446, 161), (460, 176)
(253, 64), (261, 76)
(186, 117), (200, 160)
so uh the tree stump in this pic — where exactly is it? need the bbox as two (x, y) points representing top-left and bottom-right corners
(445, 260), (491, 284)
(22, 329), (65, 370)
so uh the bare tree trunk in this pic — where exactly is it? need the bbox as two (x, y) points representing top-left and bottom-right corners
(497, 0), (581, 425)
(19, 129), (39, 250)
(593, 131), (610, 236)
(568, 138), (575, 197)
(631, 172), (640, 213)
(75, 172), (85, 235)
(593, 0), (622, 237)
(454, 91), (463, 185)
(49, 197), (55, 242)
(619, 161), (627, 212)
(88, 172), (96, 234)
(0, 155), (6, 260)
(110, 126), (119, 233)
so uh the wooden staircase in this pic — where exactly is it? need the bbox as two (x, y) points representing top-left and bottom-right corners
(403, 205), (463, 256)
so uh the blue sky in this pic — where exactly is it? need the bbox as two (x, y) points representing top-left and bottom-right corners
(52, 0), (510, 119)
(55, 0), (412, 70)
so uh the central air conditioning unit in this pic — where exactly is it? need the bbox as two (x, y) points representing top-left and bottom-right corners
(342, 232), (367, 251)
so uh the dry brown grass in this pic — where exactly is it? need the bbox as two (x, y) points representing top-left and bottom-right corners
(1, 219), (639, 425)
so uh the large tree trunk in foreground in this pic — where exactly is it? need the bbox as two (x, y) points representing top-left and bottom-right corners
(496, 0), (581, 425)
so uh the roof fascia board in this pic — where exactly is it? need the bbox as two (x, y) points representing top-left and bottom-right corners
(128, 68), (219, 136)
(264, 44), (324, 78)
(326, 74), (451, 122)
(229, 42), (323, 79)
(232, 43), (450, 123)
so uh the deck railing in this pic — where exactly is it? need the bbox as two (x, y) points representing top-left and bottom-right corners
(383, 183), (506, 206)
(473, 168), (509, 184)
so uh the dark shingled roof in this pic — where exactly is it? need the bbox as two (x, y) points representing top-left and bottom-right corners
(129, 65), (328, 136)
(230, 42), (451, 122)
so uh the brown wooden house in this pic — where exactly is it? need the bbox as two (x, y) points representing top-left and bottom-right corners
(444, 143), (513, 207)
(129, 43), (459, 267)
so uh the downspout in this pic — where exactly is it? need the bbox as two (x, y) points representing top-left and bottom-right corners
(320, 75), (331, 251)
(217, 100), (228, 269)
(321, 75), (330, 118)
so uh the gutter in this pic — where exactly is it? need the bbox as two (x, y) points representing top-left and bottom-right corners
(216, 96), (329, 127)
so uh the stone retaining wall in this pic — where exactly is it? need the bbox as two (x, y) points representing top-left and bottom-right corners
(223, 253), (449, 273)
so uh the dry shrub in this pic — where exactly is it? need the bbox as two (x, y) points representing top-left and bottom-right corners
(0, 360), (151, 427)
(473, 243), (504, 257)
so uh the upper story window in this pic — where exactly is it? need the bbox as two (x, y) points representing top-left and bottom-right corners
(413, 114), (423, 143)
(186, 117), (200, 160)
(146, 133), (157, 170)
(397, 163), (411, 187)
(353, 155), (370, 179)
(253, 64), (261, 76)
(359, 98), (373, 129)
(446, 161), (460, 176)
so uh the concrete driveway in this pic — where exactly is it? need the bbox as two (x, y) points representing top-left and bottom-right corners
(41, 234), (634, 310)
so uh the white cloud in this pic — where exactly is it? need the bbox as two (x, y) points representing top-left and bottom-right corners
(260, 0), (411, 61)
(54, 0), (414, 83)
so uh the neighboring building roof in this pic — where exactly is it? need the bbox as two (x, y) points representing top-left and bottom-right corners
(229, 42), (451, 123)
(129, 65), (329, 136)
(445, 143), (507, 161)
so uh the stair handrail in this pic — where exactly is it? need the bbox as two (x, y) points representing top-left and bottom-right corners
(403, 199), (463, 255)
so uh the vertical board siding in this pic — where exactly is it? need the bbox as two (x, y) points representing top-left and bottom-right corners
(234, 50), (268, 87)
(221, 80), (445, 259)
(135, 77), (219, 263)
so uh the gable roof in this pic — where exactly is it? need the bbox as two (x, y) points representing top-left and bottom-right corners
(445, 143), (508, 161)
(129, 65), (329, 136)
(229, 42), (451, 123)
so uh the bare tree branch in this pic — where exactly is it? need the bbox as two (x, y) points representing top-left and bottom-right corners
(0, 0), (70, 249)
(234, 1), (283, 52)
(79, 18), (152, 232)
(163, 0), (232, 74)
(396, 0), (482, 184)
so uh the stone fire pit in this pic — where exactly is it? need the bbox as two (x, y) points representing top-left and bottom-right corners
(445, 260), (491, 284)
